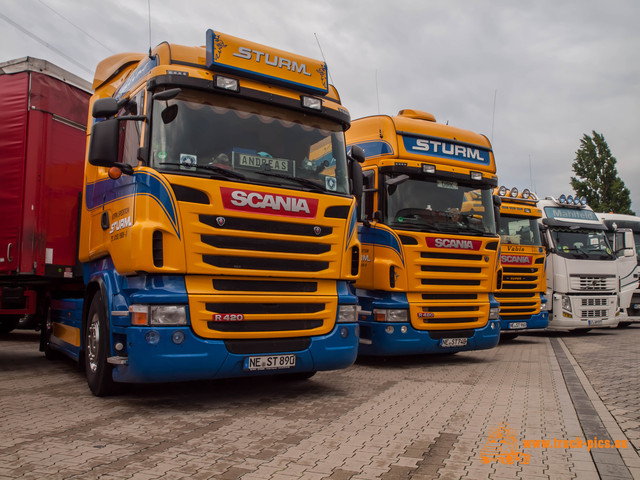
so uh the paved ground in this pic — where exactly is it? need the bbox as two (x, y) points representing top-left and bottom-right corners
(0, 326), (639, 480)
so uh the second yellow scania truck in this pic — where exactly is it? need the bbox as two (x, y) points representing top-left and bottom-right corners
(42, 29), (363, 395)
(346, 109), (502, 355)
(494, 187), (548, 336)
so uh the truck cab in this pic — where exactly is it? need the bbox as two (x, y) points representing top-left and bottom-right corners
(346, 109), (501, 355)
(538, 195), (619, 331)
(597, 212), (640, 326)
(494, 187), (548, 336)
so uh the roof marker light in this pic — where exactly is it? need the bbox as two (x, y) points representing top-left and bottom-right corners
(498, 186), (507, 196)
(580, 196), (587, 205)
(522, 189), (530, 199)
(510, 187), (518, 198)
(558, 194), (567, 204)
(302, 96), (322, 111)
(471, 171), (482, 181)
(214, 75), (239, 92)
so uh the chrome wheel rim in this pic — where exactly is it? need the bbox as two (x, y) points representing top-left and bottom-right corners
(87, 312), (100, 373)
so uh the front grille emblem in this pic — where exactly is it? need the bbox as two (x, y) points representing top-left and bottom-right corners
(314, 226), (322, 236)
(216, 216), (226, 227)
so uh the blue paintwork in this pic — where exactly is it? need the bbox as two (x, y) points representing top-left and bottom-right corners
(356, 290), (501, 356)
(51, 257), (359, 383)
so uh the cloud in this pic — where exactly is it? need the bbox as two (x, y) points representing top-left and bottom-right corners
(2, 0), (638, 212)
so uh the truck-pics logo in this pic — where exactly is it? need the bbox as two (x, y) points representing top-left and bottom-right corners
(501, 255), (532, 265)
(426, 237), (482, 250)
(221, 187), (318, 218)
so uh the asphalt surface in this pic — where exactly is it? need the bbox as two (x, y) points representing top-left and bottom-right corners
(1, 325), (639, 479)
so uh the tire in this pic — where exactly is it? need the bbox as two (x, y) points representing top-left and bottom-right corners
(0, 315), (21, 334)
(84, 292), (120, 396)
(41, 302), (63, 361)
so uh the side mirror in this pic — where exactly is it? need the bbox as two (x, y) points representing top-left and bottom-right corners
(88, 118), (119, 167)
(350, 159), (363, 200)
(92, 98), (119, 119)
(349, 145), (365, 163)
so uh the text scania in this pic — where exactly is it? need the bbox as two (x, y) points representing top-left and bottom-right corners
(501, 255), (532, 265)
(226, 189), (319, 218)
(412, 139), (483, 161)
(233, 47), (311, 76)
(434, 238), (477, 249)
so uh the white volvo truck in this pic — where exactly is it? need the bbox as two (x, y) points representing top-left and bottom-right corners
(538, 195), (620, 331)
(597, 212), (640, 326)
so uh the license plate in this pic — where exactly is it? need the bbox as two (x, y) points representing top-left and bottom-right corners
(588, 319), (603, 326)
(243, 354), (296, 371)
(440, 337), (468, 347)
(633, 304), (640, 309)
(509, 322), (528, 330)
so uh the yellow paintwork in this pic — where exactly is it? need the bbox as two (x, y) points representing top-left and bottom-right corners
(52, 322), (80, 347)
(347, 111), (500, 331)
(77, 30), (358, 341)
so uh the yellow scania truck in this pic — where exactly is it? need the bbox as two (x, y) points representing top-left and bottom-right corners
(346, 109), (501, 355)
(494, 187), (548, 336)
(42, 29), (363, 395)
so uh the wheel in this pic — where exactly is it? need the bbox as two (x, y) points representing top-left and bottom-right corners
(41, 301), (63, 360)
(84, 292), (120, 396)
(0, 315), (21, 334)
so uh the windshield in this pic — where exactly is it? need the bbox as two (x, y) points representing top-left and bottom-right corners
(150, 89), (349, 194)
(384, 174), (496, 235)
(549, 228), (614, 260)
(498, 215), (542, 246)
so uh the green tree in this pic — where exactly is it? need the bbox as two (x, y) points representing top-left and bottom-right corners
(570, 131), (634, 214)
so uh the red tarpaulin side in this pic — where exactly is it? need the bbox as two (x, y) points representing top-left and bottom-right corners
(0, 70), (90, 276)
(0, 73), (29, 274)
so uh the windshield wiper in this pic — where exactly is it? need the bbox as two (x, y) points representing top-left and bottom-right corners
(389, 222), (444, 233)
(157, 162), (246, 180)
(252, 170), (326, 193)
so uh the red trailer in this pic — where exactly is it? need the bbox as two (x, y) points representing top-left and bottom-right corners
(0, 57), (91, 333)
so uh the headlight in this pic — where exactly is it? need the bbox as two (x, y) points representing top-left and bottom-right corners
(489, 307), (500, 320)
(131, 305), (188, 326)
(540, 295), (550, 311)
(337, 304), (358, 323)
(561, 295), (572, 312)
(373, 309), (408, 322)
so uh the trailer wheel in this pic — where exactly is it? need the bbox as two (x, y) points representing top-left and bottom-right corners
(85, 292), (119, 396)
(0, 315), (21, 334)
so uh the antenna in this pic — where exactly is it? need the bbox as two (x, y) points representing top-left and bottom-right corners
(314, 33), (334, 85)
(148, 0), (152, 57)
(491, 89), (497, 143)
(529, 154), (536, 192)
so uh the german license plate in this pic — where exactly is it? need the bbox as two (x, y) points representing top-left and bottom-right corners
(509, 321), (528, 330)
(588, 319), (603, 326)
(633, 304), (640, 309)
(243, 354), (296, 371)
(440, 337), (468, 347)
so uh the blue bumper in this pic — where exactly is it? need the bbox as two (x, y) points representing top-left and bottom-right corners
(357, 319), (501, 356)
(500, 311), (549, 332)
(112, 323), (359, 383)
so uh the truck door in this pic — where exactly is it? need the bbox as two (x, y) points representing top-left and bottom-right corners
(614, 229), (639, 310)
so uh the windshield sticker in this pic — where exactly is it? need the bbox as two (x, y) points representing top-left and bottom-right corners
(437, 180), (458, 190)
(544, 207), (599, 221)
(180, 154), (197, 171)
(325, 176), (337, 191)
(233, 152), (294, 174)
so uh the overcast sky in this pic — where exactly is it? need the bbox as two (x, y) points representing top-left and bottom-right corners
(2, 0), (639, 213)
